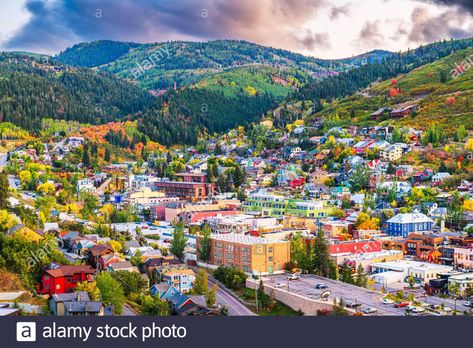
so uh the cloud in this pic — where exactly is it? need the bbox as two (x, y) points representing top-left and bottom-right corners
(357, 20), (385, 48)
(417, 0), (473, 16)
(5, 0), (331, 53)
(298, 30), (331, 50)
(407, 6), (473, 43)
(330, 4), (351, 20)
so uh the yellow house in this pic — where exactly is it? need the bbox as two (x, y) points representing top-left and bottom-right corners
(9, 224), (44, 242)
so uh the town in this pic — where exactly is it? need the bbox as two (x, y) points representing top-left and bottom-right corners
(0, 114), (472, 317)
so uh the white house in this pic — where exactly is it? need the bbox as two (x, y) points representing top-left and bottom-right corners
(77, 179), (94, 193)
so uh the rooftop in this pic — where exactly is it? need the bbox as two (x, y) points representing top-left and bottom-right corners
(210, 233), (288, 245)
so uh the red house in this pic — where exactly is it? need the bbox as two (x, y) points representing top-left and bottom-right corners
(37, 265), (96, 295)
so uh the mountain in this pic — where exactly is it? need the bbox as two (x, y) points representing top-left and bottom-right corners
(304, 44), (473, 132)
(55, 39), (358, 90)
(294, 37), (473, 105)
(54, 40), (141, 68)
(0, 52), (154, 131)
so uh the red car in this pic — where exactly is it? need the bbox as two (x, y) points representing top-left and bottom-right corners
(394, 301), (409, 308)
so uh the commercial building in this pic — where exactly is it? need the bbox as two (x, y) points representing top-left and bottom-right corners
(454, 246), (473, 270)
(447, 273), (473, 296)
(370, 260), (452, 285)
(243, 191), (330, 218)
(153, 180), (216, 202)
(198, 234), (290, 275)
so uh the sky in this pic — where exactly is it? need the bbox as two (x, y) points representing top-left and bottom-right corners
(0, 0), (472, 59)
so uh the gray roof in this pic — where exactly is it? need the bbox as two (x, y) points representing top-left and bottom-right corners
(64, 301), (103, 313)
(51, 291), (90, 303)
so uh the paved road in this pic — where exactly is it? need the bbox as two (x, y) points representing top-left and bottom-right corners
(122, 304), (139, 316)
(264, 274), (407, 316)
(208, 279), (256, 316)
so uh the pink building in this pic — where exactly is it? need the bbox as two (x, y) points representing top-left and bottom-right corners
(454, 246), (473, 269)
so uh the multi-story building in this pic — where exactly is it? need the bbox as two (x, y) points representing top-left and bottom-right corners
(160, 268), (196, 294)
(198, 234), (290, 275)
(36, 265), (96, 295)
(127, 188), (179, 207)
(243, 191), (330, 218)
(385, 213), (434, 238)
(380, 144), (403, 161)
(454, 246), (473, 270)
(153, 181), (216, 202)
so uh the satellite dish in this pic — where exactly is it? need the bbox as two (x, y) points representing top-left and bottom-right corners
(320, 290), (331, 299)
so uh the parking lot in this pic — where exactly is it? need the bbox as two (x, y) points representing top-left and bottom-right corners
(261, 274), (418, 316)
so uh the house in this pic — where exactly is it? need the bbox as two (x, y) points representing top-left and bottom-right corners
(77, 178), (94, 193)
(107, 261), (139, 273)
(432, 172), (451, 185)
(353, 140), (375, 154)
(385, 212), (434, 238)
(86, 244), (115, 270)
(37, 265), (96, 295)
(50, 291), (105, 316)
(371, 107), (390, 120)
(390, 104), (418, 118)
(142, 256), (182, 275)
(7, 224), (44, 242)
(380, 144), (402, 161)
(413, 169), (434, 183)
(160, 267), (196, 294)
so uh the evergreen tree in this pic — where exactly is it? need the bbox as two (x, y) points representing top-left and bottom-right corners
(0, 172), (11, 210)
(312, 229), (331, 277)
(82, 144), (91, 167)
(340, 263), (354, 284)
(104, 147), (111, 162)
(198, 224), (212, 262)
(354, 264), (368, 288)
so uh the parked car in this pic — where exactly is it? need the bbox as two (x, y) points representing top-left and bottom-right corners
(394, 301), (409, 308)
(345, 301), (362, 309)
(287, 274), (299, 281)
(463, 301), (472, 307)
(443, 306), (453, 313)
(382, 298), (394, 305)
(315, 283), (328, 289)
(363, 307), (378, 314)
(412, 306), (425, 313)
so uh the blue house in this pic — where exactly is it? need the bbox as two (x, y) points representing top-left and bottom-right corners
(386, 213), (434, 237)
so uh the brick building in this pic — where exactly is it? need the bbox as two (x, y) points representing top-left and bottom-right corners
(198, 234), (290, 275)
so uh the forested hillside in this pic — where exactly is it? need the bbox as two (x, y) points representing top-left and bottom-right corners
(0, 52), (154, 131)
(135, 88), (278, 145)
(304, 45), (473, 132)
(54, 40), (140, 68)
(56, 39), (359, 90)
(294, 38), (473, 107)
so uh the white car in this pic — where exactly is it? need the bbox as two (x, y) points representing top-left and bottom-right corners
(363, 307), (378, 314)
(274, 282), (284, 288)
(412, 306), (425, 313)
(287, 274), (300, 281)
(443, 306), (453, 313)
(382, 298), (394, 305)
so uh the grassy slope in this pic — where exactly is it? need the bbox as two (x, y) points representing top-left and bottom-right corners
(195, 66), (301, 98)
(307, 47), (473, 131)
